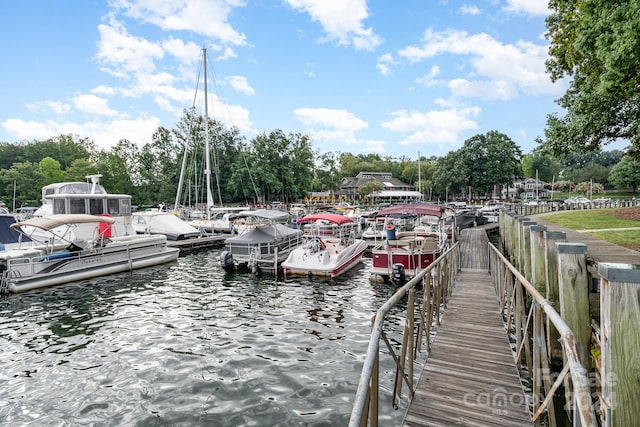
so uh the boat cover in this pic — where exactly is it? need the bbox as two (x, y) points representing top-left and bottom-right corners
(237, 209), (290, 221)
(11, 214), (116, 231)
(226, 223), (301, 244)
(296, 213), (354, 225)
(0, 214), (32, 244)
(375, 203), (452, 218)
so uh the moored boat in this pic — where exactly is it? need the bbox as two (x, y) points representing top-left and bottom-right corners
(281, 213), (367, 279)
(132, 210), (203, 240)
(369, 203), (453, 284)
(219, 222), (303, 274)
(0, 214), (179, 294)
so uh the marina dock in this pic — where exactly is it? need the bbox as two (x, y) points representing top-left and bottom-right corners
(403, 228), (532, 426)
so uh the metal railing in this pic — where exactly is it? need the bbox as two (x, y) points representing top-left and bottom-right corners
(488, 242), (597, 427)
(349, 242), (460, 427)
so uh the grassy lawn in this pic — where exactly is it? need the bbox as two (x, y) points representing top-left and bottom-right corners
(541, 209), (640, 250)
(540, 210), (640, 230)
(586, 229), (640, 249)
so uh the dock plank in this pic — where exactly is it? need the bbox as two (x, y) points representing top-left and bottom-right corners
(403, 229), (532, 426)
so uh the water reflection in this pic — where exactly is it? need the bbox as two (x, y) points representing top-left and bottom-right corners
(0, 249), (411, 426)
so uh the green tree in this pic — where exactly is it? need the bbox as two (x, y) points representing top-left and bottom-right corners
(609, 156), (640, 194)
(313, 152), (340, 192)
(358, 180), (384, 205)
(0, 162), (43, 207)
(459, 131), (522, 197)
(64, 158), (100, 182)
(545, 1), (640, 158)
(137, 127), (180, 205)
(38, 157), (65, 186)
(432, 150), (468, 199)
(94, 140), (138, 197)
(521, 153), (562, 183)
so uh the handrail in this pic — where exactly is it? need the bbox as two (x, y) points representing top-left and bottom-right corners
(487, 242), (597, 427)
(349, 242), (460, 427)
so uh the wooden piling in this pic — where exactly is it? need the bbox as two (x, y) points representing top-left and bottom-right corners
(556, 243), (591, 370)
(543, 231), (566, 361)
(529, 225), (547, 296)
(598, 263), (640, 427)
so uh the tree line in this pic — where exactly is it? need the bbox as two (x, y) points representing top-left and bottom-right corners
(1, 108), (639, 210)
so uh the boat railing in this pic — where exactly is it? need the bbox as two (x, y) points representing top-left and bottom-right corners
(487, 243), (596, 426)
(349, 242), (461, 426)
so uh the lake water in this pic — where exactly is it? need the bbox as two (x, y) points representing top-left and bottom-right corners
(0, 249), (420, 426)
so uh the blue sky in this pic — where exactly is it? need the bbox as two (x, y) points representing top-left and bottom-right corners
(0, 0), (562, 159)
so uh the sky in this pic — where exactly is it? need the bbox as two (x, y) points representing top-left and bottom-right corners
(0, 0), (564, 160)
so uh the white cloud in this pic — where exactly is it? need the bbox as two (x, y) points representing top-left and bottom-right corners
(293, 107), (368, 149)
(226, 76), (255, 95)
(112, 0), (248, 46)
(73, 94), (119, 117)
(95, 19), (164, 78)
(504, 0), (550, 16)
(415, 65), (441, 87)
(376, 53), (396, 77)
(26, 101), (72, 115)
(459, 4), (481, 15)
(381, 107), (481, 150)
(1, 116), (161, 149)
(286, 0), (382, 51)
(397, 29), (560, 100)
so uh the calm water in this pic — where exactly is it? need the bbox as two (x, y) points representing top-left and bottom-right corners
(0, 249), (420, 426)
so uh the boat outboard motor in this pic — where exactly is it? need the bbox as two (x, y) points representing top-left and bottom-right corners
(219, 251), (235, 272)
(391, 263), (406, 287)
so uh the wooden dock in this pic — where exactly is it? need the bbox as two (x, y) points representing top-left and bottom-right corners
(166, 234), (226, 253)
(403, 229), (532, 426)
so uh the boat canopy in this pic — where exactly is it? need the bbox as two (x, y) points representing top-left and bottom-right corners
(226, 223), (301, 244)
(375, 203), (452, 218)
(296, 213), (354, 225)
(11, 214), (116, 232)
(237, 209), (290, 221)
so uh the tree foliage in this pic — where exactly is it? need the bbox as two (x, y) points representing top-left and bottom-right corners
(521, 153), (562, 183)
(545, 0), (640, 158)
(608, 156), (640, 194)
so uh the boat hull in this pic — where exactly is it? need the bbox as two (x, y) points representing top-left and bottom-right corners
(3, 235), (179, 293)
(281, 239), (368, 278)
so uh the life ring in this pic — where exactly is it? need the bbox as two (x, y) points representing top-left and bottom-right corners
(386, 223), (395, 230)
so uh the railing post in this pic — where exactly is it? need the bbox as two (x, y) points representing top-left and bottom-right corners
(530, 225), (548, 295)
(598, 263), (640, 427)
(521, 220), (536, 283)
(544, 231), (566, 361)
(556, 243), (592, 370)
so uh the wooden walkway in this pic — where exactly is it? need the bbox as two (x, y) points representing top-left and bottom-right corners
(403, 229), (532, 426)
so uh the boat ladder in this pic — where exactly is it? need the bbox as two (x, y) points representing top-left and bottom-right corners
(1, 270), (13, 294)
(248, 247), (261, 273)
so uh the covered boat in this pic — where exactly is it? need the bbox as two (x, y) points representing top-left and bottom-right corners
(231, 209), (291, 235)
(132, 211), (202, 240)
(370, 203), (454, 284)
(0, 214), (179, 294)
(281, 213), (368, 279)
(219, 223), (303, 274)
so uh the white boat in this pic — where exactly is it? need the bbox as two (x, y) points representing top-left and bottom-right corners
(132, 210), (202, 240)
(281, 213), (368, 279)
(361, 218), (386, 241)
(188, 207), (247, 233)
(370, 204), (453, 284)
(0, 214), (179, 294)
(25, 174), (137, 243)
(231, 209), (291, 235)
(219, 223), (303, 274)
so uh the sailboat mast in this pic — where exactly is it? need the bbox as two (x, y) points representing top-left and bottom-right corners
(203, 48), (215, 215)
(417, 151), (422, 200)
